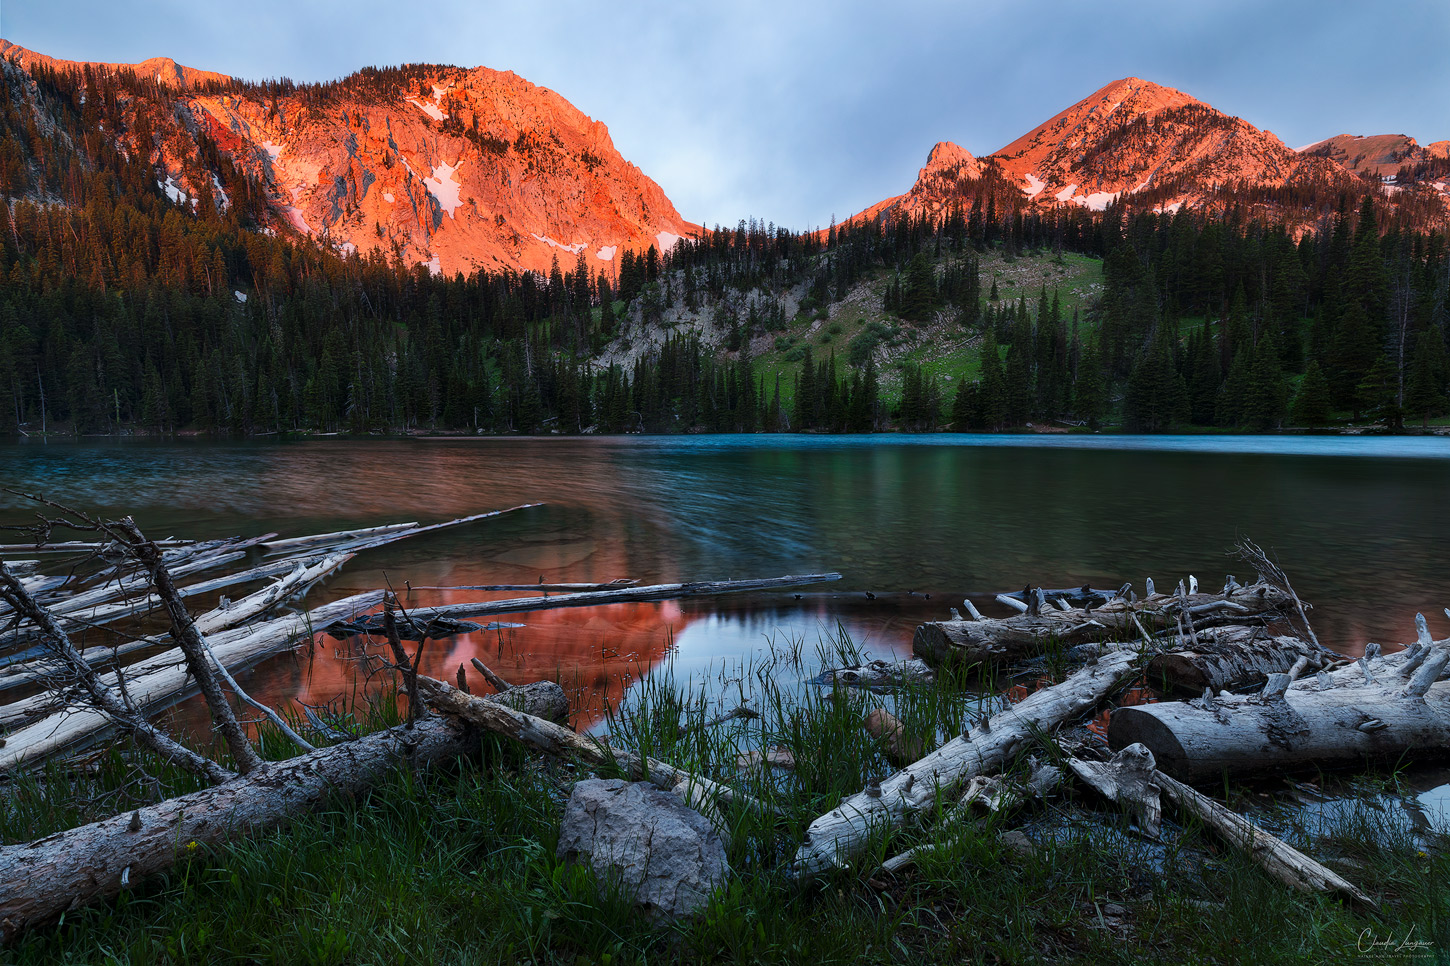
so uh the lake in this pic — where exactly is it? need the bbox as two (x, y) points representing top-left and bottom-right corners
(3, 433), (1450, 730)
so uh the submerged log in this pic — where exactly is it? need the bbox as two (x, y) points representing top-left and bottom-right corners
(820, 658), (935, 689)
(913, 582), (1295, 670)
(1109, 645), (1450, 782)
(793, 649), (1140, 876)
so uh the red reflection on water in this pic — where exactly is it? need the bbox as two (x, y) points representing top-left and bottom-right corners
(166, 598), (690, 740)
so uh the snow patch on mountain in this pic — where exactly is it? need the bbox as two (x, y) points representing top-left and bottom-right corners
(596, 245), (617, 261)
(1076, 192), (1116, 211)
(532, 234), (586, 254)
(158, 177), (186, 204)
(655, 231), (683, 254)
(282, 206), (311, 234)
(407, 97), (447, 122)
(424, 161), (463, 217)
(383, 192), (394, 203)
(426, 254), (442, 277)
(261, 140), (283, 162)
(1055, 184), (1077, 202)
(1023, 173), (1047, 197)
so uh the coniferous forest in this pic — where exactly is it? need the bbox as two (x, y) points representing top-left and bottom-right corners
(2, 58), (1447, 438)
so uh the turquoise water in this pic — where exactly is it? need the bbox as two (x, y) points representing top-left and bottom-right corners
(3, 433), (1450, 720)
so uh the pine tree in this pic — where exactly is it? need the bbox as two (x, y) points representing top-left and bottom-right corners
(1404, 332), (1445, 428)
(1290, 360), (1331, 427)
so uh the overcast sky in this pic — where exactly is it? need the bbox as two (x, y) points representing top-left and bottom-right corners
(5, 0), (1448, 230)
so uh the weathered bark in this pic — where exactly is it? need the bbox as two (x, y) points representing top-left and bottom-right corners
(913, 583), (1294, 669)
(1108, 647), (1450, 782)
(820, 658), (935, 689)
(1145, 625), (1332, 693)
(793, 649), (1140, 876)
(1067, 744), (1163, 836)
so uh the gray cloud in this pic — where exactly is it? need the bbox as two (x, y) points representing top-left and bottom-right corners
(6, 0), (1448, 229)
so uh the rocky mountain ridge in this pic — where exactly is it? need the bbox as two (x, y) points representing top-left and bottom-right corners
(849, 76), (1449, 229)
(1, 42), (696, 276)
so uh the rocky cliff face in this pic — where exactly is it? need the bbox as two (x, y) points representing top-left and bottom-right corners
(852, 140), (985, 223)
(2, 43), (696, 275)
(989, 77), (1326, 211)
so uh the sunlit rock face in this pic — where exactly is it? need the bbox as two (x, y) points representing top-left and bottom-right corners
(846, 76), (1450, 229)
(2, 42), (697, 275)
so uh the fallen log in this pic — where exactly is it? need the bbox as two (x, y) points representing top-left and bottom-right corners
(416, 676), (769, 820)
(406, 579), (640, 593)
(410, 572), (843, 622)
(259, 522), (418, 552)
(879, 762), (1064, 875)
(0, 679), (567, 941)
(1108, 644), (1450, 782)
(0, 592), (388, 768)
(792, 649), (1140, 876)
(1145, 624), (1333, 693)
(913, 582), (1294, 670)
(1066, 743), (1163, 836)
(0, 553), (354, 692)
(1154, 759), (1377, 908)
(1067, 743), (1374, 907)
(1001, 585), (1120, 609)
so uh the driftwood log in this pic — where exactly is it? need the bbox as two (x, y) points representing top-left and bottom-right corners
(792, 649), (1140, 876)
(1068, 743), (1375, 907)
(913, 583), (1294, 670)
(878, 762), (1064, 875)
(820, 658), (935, 689)
(0, 681), (566, 940)
(1109, 643), (1450, 781)
(417, 676), (768, 822)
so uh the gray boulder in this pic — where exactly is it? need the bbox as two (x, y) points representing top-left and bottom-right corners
(556, 778), (729, 920)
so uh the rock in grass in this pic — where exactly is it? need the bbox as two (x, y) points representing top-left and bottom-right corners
(556, 779), (729, 920)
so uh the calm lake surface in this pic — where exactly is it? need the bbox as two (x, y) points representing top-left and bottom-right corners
(3, 433), (1450, 732)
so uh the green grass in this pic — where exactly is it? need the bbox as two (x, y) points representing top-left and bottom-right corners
(746, 249), (1106, 417)
(5, 632), (1447, 964)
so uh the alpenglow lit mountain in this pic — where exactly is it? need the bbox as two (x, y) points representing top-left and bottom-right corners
(0, 41), (696, 276)
(847, 77), (1450, 229)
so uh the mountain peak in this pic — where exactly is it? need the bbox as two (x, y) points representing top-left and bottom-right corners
(925, 141), (976, 168)
(0, 40), (231, 88)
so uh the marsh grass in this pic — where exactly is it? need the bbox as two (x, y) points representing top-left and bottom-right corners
(5, 630), (1447, 964)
